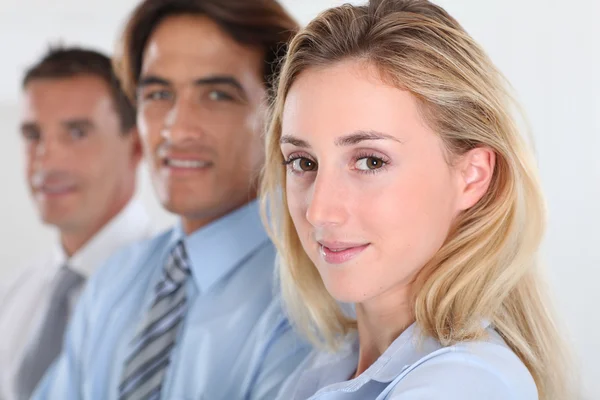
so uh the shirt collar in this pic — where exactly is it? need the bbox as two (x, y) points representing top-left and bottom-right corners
(360, 323), (443, 383)
(308, 320), (495, 394)
(169, 200), (270, 294)
(53, 198), (153, 278)
(361, 320), (493, 383)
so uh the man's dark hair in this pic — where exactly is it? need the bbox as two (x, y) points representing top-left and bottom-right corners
(23, 46), (136, 133)
(114, 0), (299, 102)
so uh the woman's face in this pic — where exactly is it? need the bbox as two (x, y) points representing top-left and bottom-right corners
(281, 60), (488, 306)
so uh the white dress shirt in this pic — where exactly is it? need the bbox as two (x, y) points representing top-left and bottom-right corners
(0, 199), (154, 400)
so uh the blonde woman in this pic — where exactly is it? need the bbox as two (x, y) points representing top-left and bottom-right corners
(262, 0), (573, 399)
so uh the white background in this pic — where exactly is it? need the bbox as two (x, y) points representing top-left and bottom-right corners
(0, 0), (598, 397)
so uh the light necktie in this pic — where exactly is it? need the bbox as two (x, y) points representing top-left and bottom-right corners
(16, 265), (85, 400)
(118, 240), (191, 400)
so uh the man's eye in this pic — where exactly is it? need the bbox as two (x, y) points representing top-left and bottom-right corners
(145, 90), (173, 101)
(69, 127), (87, 140)
(207, 90), (234, 102)
(22, 131), (40, 142)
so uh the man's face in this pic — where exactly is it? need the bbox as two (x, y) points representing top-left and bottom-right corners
(21, 74), (139, 234)
(137, 15), (267, 233)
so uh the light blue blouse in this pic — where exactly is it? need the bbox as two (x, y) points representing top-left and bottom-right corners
(276, 322), (537, 399)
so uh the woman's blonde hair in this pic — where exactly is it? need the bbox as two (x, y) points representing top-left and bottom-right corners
(261, 0), (572, 398)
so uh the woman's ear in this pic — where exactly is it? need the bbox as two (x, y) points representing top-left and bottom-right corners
(455, 146), (496, 211)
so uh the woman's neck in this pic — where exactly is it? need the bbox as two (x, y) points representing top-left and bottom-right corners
(354, 287), (414, 378)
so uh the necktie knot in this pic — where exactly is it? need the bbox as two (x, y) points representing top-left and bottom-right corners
(52, 265), (85, 302)
(155, 240), (191, 296)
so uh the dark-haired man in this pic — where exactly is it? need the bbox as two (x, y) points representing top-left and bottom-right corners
(34, 1), (308, 400)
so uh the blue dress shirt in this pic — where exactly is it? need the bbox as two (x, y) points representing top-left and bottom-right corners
(33, 201), (309, 400)
(276, 322), (537, 399)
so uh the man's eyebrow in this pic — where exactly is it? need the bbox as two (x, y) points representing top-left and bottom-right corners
(62, 119), (94, 130)
(138, 75), (171, 88)
(193, 75), (245, 93)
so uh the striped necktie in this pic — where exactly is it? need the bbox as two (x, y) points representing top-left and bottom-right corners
(118, 240), (191, 400)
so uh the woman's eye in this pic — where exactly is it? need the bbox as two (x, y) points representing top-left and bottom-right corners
(289, 157), (317, 172)
(355, 156), (385, 171)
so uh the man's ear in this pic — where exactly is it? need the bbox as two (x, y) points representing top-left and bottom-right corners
(126, 126), (143, 168)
